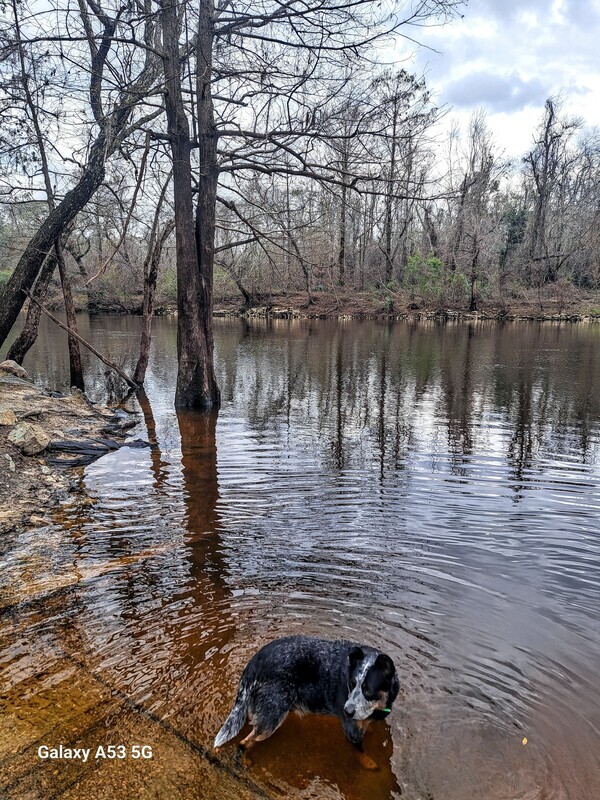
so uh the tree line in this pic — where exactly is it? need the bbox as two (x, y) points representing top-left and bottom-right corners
(1, 0), (597, 406)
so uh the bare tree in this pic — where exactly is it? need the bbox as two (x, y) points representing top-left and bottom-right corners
(370, 69), (435, 285)
(157, 0), (462, 406)
(0, 0), (161, 345)
(523, 98), (581, 287)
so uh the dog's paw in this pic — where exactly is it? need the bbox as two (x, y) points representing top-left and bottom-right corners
(237, 745), (254, 768)
(358, 752), (379, 771)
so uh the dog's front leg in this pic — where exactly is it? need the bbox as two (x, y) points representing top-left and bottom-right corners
(341, 718), (378, 770)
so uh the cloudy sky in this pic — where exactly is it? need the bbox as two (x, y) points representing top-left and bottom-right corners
(396, 0), (600, 158)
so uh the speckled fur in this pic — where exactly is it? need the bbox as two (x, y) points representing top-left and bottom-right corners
(213, 635), (399, 752)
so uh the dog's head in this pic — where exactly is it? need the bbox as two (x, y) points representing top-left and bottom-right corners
(344, 646), (399, 721)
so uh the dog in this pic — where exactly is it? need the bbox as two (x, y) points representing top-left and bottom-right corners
(213, 635), (399, 768)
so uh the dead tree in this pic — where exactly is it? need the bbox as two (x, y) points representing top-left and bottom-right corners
(523, 98), (581, 286)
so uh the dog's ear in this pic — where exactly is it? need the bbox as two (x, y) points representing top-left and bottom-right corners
(375, 653), (395, 680)
(348, 646), (364, 671)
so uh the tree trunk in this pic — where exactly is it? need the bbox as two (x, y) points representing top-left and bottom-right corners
(469, 245), (479, 312)
(232, 275), (254, 308)
(338, 144), (348, 286)
(7, 250), (57, 364)
(423, 205), (439, 260)
(449, 175), (468, 273)
(160, 0), (220, 409)
(193, 0), (220, 407)
(134, 218), (175, 385)
(338, 185), (347, 288)
(0, 134), (109, 347)
(383, 99), (398, 285)
(56, 241), (85, 390)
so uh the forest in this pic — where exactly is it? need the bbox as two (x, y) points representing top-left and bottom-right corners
(1, 0), (599, 406)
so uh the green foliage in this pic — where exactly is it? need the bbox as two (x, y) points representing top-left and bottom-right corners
(474, 272), (492, 301)
(403, 253), (470, 306)
(159, 267), (177, 302)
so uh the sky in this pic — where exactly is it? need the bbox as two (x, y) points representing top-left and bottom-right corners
(395, 0), (600, 159)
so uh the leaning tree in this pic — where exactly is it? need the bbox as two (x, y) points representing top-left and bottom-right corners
(0, 0), (162, 346)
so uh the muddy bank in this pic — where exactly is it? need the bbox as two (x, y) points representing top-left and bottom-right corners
(213, 290), (600, 322)
(0, 364), (139, 534)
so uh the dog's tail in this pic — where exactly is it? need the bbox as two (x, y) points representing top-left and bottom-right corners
(213, 688), (249, 749)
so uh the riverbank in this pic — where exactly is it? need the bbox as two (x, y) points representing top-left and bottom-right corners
(76, 292), (600, 321)
(58, 286), (600, 321)
(0, 363), (139, 534)
(212, 290), (600, 321)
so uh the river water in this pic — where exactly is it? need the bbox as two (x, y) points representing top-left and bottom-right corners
(1, 316), (600, 800)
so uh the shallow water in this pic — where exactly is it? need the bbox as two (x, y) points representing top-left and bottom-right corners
(1, 316), (600, 799)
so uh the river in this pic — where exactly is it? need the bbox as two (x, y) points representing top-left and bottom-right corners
(1, 315), (600, 799)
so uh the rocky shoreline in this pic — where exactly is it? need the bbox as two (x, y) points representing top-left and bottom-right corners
(0, 361), (140, 534)
(66, 287), (600, 322)
(213, 305), (600, 323)
(210, 289), (600, 322)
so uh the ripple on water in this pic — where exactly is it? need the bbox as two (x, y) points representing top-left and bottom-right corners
(2, 318), (600, 799)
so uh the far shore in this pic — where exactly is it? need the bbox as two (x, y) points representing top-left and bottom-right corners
(69, 288), (600, 323)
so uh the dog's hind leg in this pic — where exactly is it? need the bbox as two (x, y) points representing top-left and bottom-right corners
(238, 690), (290, 765)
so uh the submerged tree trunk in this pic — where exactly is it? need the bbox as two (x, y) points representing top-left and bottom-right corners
(193, 0), (220, 407)
(161, 0), (220, 409)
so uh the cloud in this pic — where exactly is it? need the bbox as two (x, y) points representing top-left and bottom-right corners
(473, 0), (554, 21)
(445, 71), (548, 113)
(398, 0), (600, 156)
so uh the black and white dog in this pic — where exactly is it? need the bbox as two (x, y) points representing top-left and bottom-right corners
(214, 636), (399, 767)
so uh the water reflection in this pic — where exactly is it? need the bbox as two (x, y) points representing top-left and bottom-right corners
(1, 316), (600, 799)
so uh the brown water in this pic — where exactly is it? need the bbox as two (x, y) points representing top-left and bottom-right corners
(1, 316), (600, 800)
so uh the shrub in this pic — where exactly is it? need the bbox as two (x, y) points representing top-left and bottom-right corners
(403, 253), (469, 307)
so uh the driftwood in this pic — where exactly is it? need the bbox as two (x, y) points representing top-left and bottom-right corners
(24, 291), (140, 389)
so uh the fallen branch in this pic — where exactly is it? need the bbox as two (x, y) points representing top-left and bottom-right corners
(24, 291), (140, 390)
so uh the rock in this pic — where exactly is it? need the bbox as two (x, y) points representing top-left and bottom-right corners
(0, 407), (17, 425)
(7, 422), (51, 455)
(0, 360), (29, 380)
(29, 515), (49, 526)
(4, 453), (16, 472)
